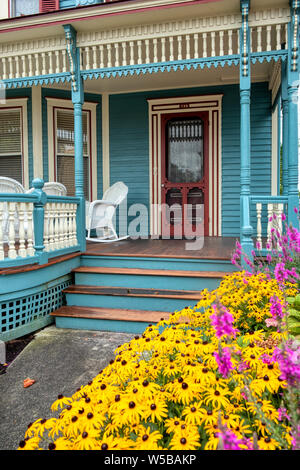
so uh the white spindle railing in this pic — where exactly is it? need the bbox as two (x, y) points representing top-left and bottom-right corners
(0, 194), (80, 266)
(0, 9), (290, 81)
(43, 202), (78, 253)
(253, 198), (287, 251)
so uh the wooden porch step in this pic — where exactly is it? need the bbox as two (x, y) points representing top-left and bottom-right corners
(72, 266), (229, 278)
(51, 305), (170, 324)
(63, 284), (203, 300)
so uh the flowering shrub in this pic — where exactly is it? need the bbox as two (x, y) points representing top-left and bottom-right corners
(18, 271), (299, 451)
(18, 215), (300, 451)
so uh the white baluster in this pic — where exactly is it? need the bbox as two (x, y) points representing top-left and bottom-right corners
(41, 52), (46, 75)
(21, 55), (26, 78)
(185, 34), (190, 59)
(28, 54), (33, 76)
(8, 57), (14, 79)
(55, 50), (60, 74)
(219, 31), (224, 56)
(92, 46), (97, 69)
(100, 45), (104, 68)
(54, 203), (60, 250)
(34, 53), (40, 76)
(15, 56), (20, 78)
(266, 25), (272, 52)
(122, 42), (127, 66)
(0, 202), (4, 260)
(58, 204), (64, 249)
(60, 50), (66, 73)
(194, 33), (199, 59)
(8, 202), (17, 259)
(153, 38), (158, 63)
(48, 51), (53, 74)
(18, 202), (27, 258)
(177, 36), (182, 60)
(203, 33), (207, 58)
(211, 32), (216, 57)
(228, 30), (233, 55)
(161, 38), (166, 62)
(267, 203), (273, 248)
(257, 26), (262, 53)
(107, 44), (112, 68)
(43, 203), (50, 252)
(2, 58), (7, 80)
(276, 25), (281, 51)
(114, 43), (120, 67)
(169, 36), (174, 61)
(48, 203), (55, 251)
(71, 204), (78, 246)
(129, 41), (135, 65)
(256, 203), (262, 249)
(85, 47), (90, 70)
(26, 203), (35, 257)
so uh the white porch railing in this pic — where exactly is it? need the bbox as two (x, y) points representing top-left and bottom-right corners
(250, 196), (288, 252)
(0, 182), (81, 267)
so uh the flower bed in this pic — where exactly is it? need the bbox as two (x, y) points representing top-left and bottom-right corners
(18, 217), (300, 451)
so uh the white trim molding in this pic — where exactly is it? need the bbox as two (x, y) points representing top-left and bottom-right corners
(0, 97), (29, 189)
(45, 96), (98, 201)
(148, 94), (223, 237)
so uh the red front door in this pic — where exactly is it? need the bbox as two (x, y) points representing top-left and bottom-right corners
(161, 111), (209, 239)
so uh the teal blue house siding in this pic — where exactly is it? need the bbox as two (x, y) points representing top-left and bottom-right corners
(5, 88), (33, 187)
(41, 88), (102, 196)
(109, 82), (272, 237)
(59, 0), (76, 9)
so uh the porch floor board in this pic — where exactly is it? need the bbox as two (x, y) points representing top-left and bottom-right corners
(84, 237), (237, 260)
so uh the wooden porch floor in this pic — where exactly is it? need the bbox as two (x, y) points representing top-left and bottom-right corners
(84, 237), (237, 260)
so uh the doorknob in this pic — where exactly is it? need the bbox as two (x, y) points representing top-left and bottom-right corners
(161, 184), (165, 188)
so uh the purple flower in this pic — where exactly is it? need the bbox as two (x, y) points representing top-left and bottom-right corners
(273, 345), (300, 388)
(218, 427), (246, 450)
(214, 347), (234, 378)
(270, 295), (285, 321)
(210, 304), (237, 339)
(278, 407), (290, 422)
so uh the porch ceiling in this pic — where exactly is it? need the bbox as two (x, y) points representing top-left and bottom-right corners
(49, 61), (271, 95)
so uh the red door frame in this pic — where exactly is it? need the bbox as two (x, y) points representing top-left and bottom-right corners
(160, 111), (209, 238)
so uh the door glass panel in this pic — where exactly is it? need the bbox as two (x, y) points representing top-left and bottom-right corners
(167, 118), (203, 183)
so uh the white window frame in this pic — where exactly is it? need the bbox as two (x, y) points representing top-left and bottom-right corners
(0, 97), (29, 188)
(46, 97), (98, 201)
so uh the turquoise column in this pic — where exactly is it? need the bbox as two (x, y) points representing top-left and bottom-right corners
(32, 178), (48, 265)
(287, 1), (300, 229)
(239, 0), (254, 263)
(281, 61), (289, 196)
(64, 24), (86, 251)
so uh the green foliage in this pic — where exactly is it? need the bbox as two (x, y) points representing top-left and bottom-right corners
(287, 294), (300, 337)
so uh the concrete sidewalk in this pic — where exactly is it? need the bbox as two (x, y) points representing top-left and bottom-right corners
(0, 326), (134, 450)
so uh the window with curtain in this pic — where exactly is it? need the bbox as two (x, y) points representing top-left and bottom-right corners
(10, 0), (60, 17)
(11, 0), (40, 16)
(0, 108), (23, 183)
(55, 108), (90, 199)
(166, 118), (204, 183)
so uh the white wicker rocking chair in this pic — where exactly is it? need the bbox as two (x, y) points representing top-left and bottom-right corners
(0, 177), (25, 242)
(86, 181), (129, 243)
